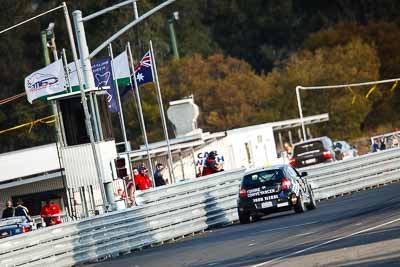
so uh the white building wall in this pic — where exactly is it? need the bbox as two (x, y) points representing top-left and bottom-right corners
(0, 143), (61, 182)
(223, 125), (278, 169)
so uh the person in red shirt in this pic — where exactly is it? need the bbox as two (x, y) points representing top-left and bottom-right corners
(40, 200), (62, 226)
(134, 166), (152, 190)
(202, 151), (224, 176)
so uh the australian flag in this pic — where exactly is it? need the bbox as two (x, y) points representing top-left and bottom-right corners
(134, 51), (154, 86)
(121, 51), (154, 97)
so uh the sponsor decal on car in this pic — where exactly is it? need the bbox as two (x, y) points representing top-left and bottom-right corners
(247, 188), (276, 197)
(252, 195), (279, 203)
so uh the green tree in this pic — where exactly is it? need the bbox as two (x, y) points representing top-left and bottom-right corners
(123, 54), (276, 148)
(266, 38), (380, 139)
(304, 22), (400, 128)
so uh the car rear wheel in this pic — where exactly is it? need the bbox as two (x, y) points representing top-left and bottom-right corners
(306, 185), (317, 210)
(252, 215), (262, 222)
(294, 194), (306, 213)
(238, 210), (250, 224)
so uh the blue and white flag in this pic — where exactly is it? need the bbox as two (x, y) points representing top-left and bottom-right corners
(24, 59), (66, 104)
(67, 58), (119, 113)
(92, 57), (119, 113)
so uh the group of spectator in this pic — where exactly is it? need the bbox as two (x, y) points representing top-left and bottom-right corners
(372, 133), (400, 152)
(118, 153), (224, 206)
(1, 199), (62, 228)
(118, 163), (168, 205)
(129, 162), (167, 191)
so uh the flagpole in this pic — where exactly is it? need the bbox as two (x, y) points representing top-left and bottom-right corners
(61, 48), (73, 93)
(149, 40), (176, 183)
(127, 42), (155, 186)
(109, 44), (130, 152)
(62, 2), (108, 212)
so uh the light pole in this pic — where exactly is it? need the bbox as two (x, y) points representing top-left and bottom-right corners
(46, 22), (59, 60)
(40, 30), (51, 65)
(167, 11), (179, 59)
(40, 22), (64, 146)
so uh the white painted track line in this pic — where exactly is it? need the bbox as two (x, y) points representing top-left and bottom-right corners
(251, 217), (400, 267)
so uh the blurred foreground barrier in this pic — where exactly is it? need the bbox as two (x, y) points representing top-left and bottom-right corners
(0, 169), (244, 267)
(2, 148), (400, 266)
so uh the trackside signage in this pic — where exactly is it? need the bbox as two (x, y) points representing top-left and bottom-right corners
(24, 59), (66, 104)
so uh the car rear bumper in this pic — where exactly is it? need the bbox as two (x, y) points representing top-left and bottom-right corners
(238, 198), (294, 215)
(294, 158), (334, 168)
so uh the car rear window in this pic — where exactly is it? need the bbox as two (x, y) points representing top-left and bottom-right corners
(293, 141), (324, 156)
(242, 169), (284, 187)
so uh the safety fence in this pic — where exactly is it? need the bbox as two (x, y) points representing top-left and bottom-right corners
(1, 148), (400, 266)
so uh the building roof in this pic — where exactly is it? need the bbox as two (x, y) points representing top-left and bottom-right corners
(123, 113), (329, 161)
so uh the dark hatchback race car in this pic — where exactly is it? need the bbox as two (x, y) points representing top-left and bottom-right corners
(290, 136), (336, 168)
(237, 164), (317, 223)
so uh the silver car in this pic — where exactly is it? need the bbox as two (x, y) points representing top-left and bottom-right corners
(333, 141), (358, 160)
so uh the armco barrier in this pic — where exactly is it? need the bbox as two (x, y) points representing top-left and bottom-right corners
(2, 148), (400, 266)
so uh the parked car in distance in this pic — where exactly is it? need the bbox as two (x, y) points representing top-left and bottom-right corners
(0, 216), (31, 239)
(333, 140), (358, 160)
(290, 136), (336, 168)
(237, 164), (317, 224)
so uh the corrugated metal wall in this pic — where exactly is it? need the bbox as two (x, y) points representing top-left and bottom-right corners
(61, 140), (117, 188)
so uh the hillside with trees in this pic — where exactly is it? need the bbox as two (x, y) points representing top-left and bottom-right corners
(1, 0), (400, 152)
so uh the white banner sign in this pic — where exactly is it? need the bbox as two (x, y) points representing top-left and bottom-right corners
(24, 59), (66, 104)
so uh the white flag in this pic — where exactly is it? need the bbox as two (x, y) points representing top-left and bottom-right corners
(24, 59), (66, 104)
(113, 51), (130, 79)
(66, 61), (82, 88)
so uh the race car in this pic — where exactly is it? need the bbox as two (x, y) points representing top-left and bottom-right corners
(237, 164), (317, 223)
(0, 216), (31, 239)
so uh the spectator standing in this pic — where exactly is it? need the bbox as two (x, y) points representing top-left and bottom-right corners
(202, 151), (224, 176)
(372, 139), (379, 152)
(126, 168), (138, 205)
(40, 200), (62, 226)
(14, 199), (32, 225)
(380, 137), (386, 150)
(2, 200), (14, 219)
(134, 165), (152, 190)
(391, 134), (399, 148)
(283, 142), (293, 158)
(154, 163), (167, 187)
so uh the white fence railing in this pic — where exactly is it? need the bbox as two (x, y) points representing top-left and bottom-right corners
(1, 148), (400, 267)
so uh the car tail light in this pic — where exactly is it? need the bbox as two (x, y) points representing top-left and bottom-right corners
(281, 178), (292, 190)
(22, 226), (30, 233)
(289, 158), (296, 167)
(239, 187), (248, 198)
(322, 150), (333, 159)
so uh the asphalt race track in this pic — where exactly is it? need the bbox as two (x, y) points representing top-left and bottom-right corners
(88, 183), (400, 267)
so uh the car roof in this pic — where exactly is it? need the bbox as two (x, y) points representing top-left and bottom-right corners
(292, 136), (331, 147)
(244, 164), (288, 176)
